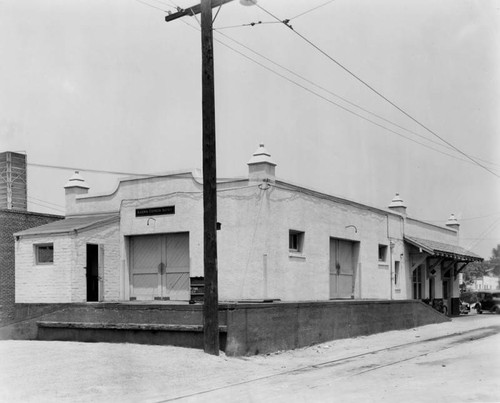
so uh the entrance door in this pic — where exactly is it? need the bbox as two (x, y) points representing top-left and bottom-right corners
(130, 233), (190, 301)
(86, 244), (99, 301)
(429, 277), (435, 299)
(329, 238), (355, 299)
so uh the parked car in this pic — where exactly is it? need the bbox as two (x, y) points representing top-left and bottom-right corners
(461, 291), (500, 314)
(459, 300), (470, 315)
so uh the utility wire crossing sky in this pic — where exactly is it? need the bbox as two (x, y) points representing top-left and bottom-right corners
(1, 0), (498, 258)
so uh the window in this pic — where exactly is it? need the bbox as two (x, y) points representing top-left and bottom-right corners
(378, 244), (388, 262)
(289, 230), (304, 253)
(394, 261), (400, 286)
(35, 244), (54, 264)
(412, 267), (423, 299)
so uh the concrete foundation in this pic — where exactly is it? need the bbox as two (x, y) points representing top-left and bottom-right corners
(0, 300), (449, 356)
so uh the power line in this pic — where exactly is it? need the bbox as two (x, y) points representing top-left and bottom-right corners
(255, 3), (500, 180)
(134, 0), (173, 13)
(467, 217), (500, 251)
(136, 0), (500, 172)
(28, 162), (152, 177)
(148, 0), (177, 9)
(28, 161), (247, 182)
(27, 198), (65, 214)
(289, 0), (337, 21)
(214, 29), (500, 169)
(215, 20), (279, 30)
(214, 1), (337, 32)
(176, 19), (500, 169)
(424, 212), (500, 223)
(28, 195), (65, 209)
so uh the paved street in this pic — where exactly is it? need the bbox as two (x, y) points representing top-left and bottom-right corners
(1, 314), (499, 403)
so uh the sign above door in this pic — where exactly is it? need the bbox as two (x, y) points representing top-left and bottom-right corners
(136, 205), (175, 217)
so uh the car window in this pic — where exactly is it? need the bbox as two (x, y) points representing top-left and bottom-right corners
(461, 293), (478, 303)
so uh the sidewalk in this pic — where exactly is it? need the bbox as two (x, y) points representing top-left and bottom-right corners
(0, 314), (499, 403)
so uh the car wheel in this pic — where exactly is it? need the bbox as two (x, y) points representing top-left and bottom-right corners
(493, 306), (500, 315)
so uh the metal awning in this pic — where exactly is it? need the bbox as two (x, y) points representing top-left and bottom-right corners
(404, 236), (483, 262)
(15, 214), (119, 237)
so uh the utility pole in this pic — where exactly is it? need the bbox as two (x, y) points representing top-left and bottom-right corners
(165, 0), (236, 355)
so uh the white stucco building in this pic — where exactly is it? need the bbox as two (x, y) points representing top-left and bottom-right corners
(15, 145), (482, 310)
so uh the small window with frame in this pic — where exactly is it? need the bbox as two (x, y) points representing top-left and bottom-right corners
(289, 230), (304, 253)
(394, 261), (400, 285)
(35, 243), (54, 265)
(378, 244), (388, 262)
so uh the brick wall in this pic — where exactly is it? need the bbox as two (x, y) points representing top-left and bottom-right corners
(15, 234), (74, 303)
(0, 210), (63, 324)
(73, 222), (121, 301)
(15, 221), (120, 304)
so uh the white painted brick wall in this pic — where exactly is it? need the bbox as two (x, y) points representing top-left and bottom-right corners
(17, 176), (460, 304)
(15, 222), (120, 303)
(15, 235), (73, 302)
(73, 222), (121, 302)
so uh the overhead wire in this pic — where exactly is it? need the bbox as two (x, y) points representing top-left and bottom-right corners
(27, 162), (152, 177)
(28, 196), (65, 209)
(424, 212), (500, 223)
(254, 3), (500, 179)
(214, 0), (337, 32)
(169, 17), (499, 170)
(215, 20), (279, 30)
(148, 0), (178, 8)
(289, 0), (337, 21)
(467, 217), (500, 251)
(132, 0), (500, 172)
(134, 0), (173, 13)
(27, 198), (65, 214)
(214, 29), (500, 169)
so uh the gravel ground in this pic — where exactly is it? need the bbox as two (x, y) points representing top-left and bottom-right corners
(0, 314), (499, 403)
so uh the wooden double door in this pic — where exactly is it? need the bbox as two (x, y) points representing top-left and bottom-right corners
(130, 233), (190, 301)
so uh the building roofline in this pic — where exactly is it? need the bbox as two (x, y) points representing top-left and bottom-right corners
(405, 216), (457, 234)
(273, 180), (402, 218)
(0, 209), (64, 219)
(14, 214), (119, 237)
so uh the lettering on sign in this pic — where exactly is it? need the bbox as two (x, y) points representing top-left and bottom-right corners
(136, 206), (175, 217)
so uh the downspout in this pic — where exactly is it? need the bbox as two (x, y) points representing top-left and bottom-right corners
(399, 214), (406, 297)
(387, 214), (393, 300)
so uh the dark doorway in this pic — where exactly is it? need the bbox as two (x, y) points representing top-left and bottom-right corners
(86, 244), (99, 302)
(429, 277), (435, 299)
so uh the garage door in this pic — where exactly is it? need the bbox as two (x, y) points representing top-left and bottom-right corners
(130, 233), (190, 301)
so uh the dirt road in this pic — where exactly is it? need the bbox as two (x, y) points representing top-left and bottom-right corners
(1, 315), (499, 402)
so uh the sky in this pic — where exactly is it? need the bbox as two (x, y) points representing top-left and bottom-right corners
(1, 0), (499, 259)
